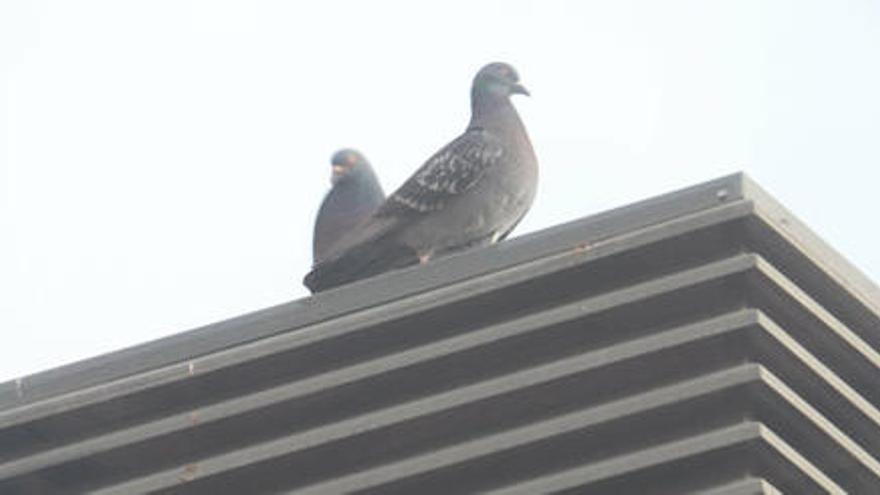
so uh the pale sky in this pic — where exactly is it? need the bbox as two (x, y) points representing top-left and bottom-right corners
(1, 0), (878, 382)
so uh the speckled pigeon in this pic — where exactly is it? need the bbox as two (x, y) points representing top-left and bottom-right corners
(304, 62), (538, 292)
(312, 149), (385, 264)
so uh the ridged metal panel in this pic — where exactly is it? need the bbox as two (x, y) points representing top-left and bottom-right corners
(0, 173), (878, 494)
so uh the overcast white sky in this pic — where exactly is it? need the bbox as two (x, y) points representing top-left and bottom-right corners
(1, 0), (878, 382)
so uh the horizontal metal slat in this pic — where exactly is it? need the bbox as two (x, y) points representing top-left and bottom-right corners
(6, 273), (880, 491)
(79, 324), (878, 493)
(483, 423), (841, 495)
(0, 252), (757, 460)
(54, 317), (760, 494)
(701, 478), (782, 495)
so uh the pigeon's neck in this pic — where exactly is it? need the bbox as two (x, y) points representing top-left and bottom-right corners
(468, 93), (523, 134)
(340, 167), (383, 197)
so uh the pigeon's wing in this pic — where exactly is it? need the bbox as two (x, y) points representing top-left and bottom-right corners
(378, 128), (505, 217)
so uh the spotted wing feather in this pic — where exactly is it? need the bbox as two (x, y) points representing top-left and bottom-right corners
(379, 129), (504, 216)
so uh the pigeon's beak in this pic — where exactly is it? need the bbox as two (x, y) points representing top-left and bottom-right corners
(331, 164), (347, 183)
(511, 83), (530, 97)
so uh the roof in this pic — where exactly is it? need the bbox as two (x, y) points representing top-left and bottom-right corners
(1, 172), (878, 493)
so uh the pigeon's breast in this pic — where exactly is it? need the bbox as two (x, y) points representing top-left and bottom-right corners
(313, 180), (385, 263)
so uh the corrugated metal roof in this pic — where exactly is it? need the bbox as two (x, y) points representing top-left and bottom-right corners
(0, 173), (878, 493)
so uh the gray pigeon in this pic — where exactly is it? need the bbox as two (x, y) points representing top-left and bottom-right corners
(312, 149), (385, 264)
(304, 62), (537, 292)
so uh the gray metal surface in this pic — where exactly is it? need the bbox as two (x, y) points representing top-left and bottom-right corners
(0, 173), (878, 493)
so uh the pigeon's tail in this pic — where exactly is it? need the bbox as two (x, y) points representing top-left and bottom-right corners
(303, 239), (420, 293)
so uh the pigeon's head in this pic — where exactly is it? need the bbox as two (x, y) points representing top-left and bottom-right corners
(472, 62), (529, 100)
(329, 148), (370, 185)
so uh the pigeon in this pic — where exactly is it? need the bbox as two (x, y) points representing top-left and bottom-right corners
(304, 62), (538, 293)
(312, 149), (385, 264)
